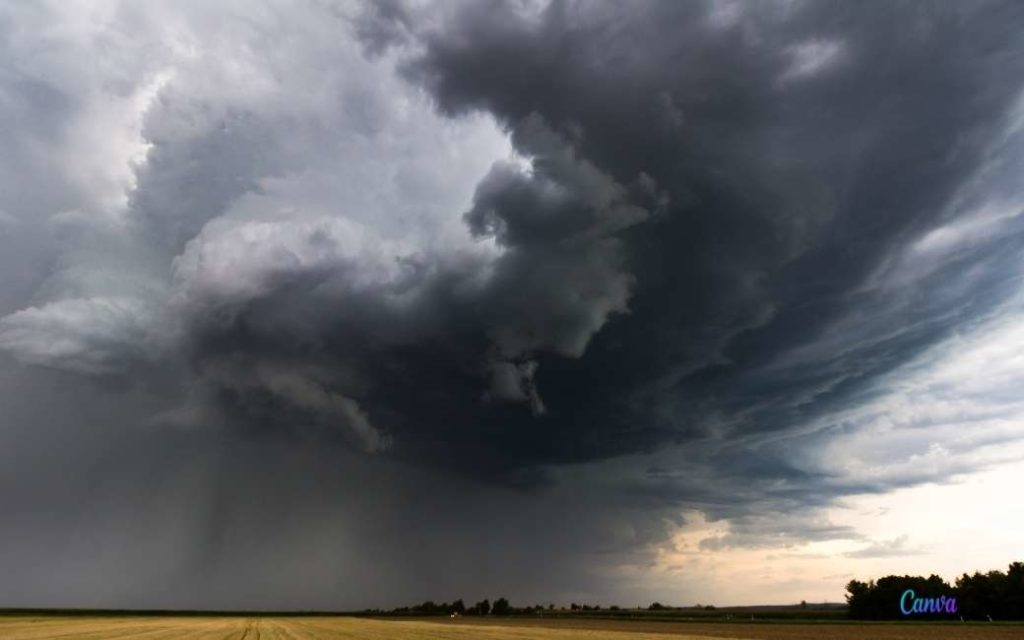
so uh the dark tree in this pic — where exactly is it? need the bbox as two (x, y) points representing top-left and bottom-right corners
(845, 580), (871, 618)
(417, 601), (437, 614)
(956, 568), (1018, 619)
(843, 567), (1024, 621)
(492, 597), (510, 616)
(473, 599), (491, 616)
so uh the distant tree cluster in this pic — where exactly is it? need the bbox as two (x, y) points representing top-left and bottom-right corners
(845, 574), (953, 620)
(846, 561), (1024, 620)
(379, 599), (466, 616)
(956, 564), (1024, 620)
(369, 597), (556, 617)
(361, 598), (709, 618)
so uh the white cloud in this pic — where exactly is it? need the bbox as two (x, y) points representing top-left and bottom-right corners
(173, 215), (412, 305)
(0, 297), (157, 374)
(0, 0), (513, 379)
(802, 306), (1024, 490)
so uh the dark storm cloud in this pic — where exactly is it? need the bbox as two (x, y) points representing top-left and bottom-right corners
(353, 0), (414, 56)
(7, 0), (1020, 485)
(0, 357), (689, 609)
(2, 0), (1024, 609)
(385, 0), (1024, 467)
(195, 0), (1024, 492)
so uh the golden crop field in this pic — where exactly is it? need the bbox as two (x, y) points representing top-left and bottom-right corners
(0, 616), (1021, 640)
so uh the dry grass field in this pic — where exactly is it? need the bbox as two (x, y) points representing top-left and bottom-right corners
(0, 615), (1021, 640)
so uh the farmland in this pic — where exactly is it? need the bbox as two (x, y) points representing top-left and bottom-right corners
(1, 615), (1022, 639)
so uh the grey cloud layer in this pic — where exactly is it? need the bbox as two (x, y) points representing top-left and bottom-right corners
(1, 0), (1023, 607)
(392, 0), (1024, 477)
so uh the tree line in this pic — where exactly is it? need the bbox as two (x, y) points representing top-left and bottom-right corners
(361, 599), (690, 617)
(846, 561), (1024, 620)
(365, 598), (515, 617)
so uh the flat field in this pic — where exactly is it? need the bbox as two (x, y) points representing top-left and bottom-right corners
(0, 615), (1021, 640)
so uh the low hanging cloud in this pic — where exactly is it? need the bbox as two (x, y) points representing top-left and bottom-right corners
(0, 297), (158, 375)
(843, 535), (927, 560)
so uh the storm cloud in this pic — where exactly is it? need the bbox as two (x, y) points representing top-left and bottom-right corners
(1, 0), (1023, 608)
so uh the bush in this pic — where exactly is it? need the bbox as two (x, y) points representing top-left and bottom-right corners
(492, 598), (510, 616)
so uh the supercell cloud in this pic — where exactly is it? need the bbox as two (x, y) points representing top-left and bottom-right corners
(1, 0), (1023, 609)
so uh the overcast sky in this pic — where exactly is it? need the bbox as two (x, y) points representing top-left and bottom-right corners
(1, 0), (1023, 610)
